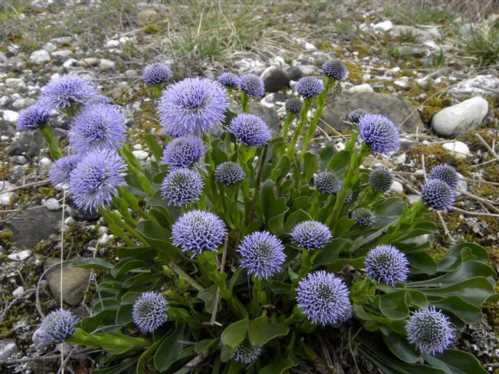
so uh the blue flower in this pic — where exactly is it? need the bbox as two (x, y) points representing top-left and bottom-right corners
(296, 271), (352, 326)
(158, 78), (228, 137)
(172, 210), (226, 255)
(365, 245), (409, 286)
(69, 103), (126, 154)
(132, 292), (168, 334)
(296, 77), (324, 98)
(351, 208), (375, 226)
(239, 74), (265, 98)
(215, 161), (245, 186)
(359, 114), (400, 155)
(285, 98), (303, 114)
(17, 103), (51, 130)
(238, 231), (286, 279)
(229, 113), (271, 146)
(69, 149), (126, 212)
(233, 344), (263, 365)
(217, 72), (240, 89)
(161, 168), (203, 207)
(369, 167), (393, 193)
(162, 136), (205, 169)
(322, 60), (348, 81)
(428, 164), (458, 190)
(143, 63), (172, 85)
(314, 171), (342, 194)
(406, 306), (455, 355)
(421, 179), (455, 211)
(290, 220), (332, 250)
(40, 74), (97, 109)
(33, 309), (78, 347)
(49, 155), (81, 186)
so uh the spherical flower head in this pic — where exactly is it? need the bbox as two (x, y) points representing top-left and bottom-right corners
(215, 161), (245, 186)
(161, 168), (203, 207)
(369, 167), (393, 193)
(428, 164), (458, 190)
(49, 154), (81, 186)
(421, 179), (455, 211)
(351, 208), (375, 226)
(296, 77), (324, 98)
(162, 136), (205, 169)
(238, 231), (286, 279)
(285, 97), (303, 114)
(233, 343), (262, 365)
(217, 72), (240, 89)
(69, 149), (126, 212)
(158, 77), (228, 137)
(17, 103), (51, 130)
(322, 60), (348, 81)
(172, 210), (226, 255)
(41, 74), (97, 109)
(69, 103), (126, 154)
(314, 171), (342, 194)
(229, 113), (271, 146)
(347, 108), (368, 124)
(291, 220), (332, 250)
(406, 306), (455, 355)
(143, 63), (172, 85)
(365, 245), (409, 286)
(132, 292), (168, 334)
(239, 74), (265, 98)
(296, 271), (352, 326)
(33, 309), (78, 347)
(359, 114), (400, 155)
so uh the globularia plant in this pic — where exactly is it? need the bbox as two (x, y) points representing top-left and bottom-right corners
(21, 59), (496, 373)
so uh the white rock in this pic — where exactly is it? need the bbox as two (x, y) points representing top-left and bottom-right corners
(44, 198), (61, 211)
(0, 340), (17, 362)
(29, 49), (51, 64)
(63, 58), (78, 70)
(416, 76), (431, 88)
(394, 76), (410, 89)
(449, 75), (499, 98)
(442, 141), (470, 158)
(132, 150), (149, 160)
(99, 59), (116, 71)
(7, 250), (32, 261)
(43, 42), (57, 52)
(2, 110), (19, 123)
(407, 194), (421, 204)
(393, 153), (407, 165)
(373, 20), (393, 32)
(39, 157), (52, 168)
(12, 286), (24, 297)
(97, 233), (113, 245)
(389, 181), (404, 194)
(5, 78), (24, 88)
(82, 57), (99, 66)
(105, 39), (120, 48)
(402, 234), (429, 246)
(348, 83), (374, 93)
(390, 25), (441, 42)
(52, 49), (73, 58)
(0, 181), (14, 206)
(432, 96), (488, 137)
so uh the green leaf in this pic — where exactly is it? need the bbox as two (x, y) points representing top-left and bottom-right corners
(68, 328), (148, 355)
(424, 349), (487, 374)
(136, 338), (162, 374)
(111, 259), (146, 279)
(379, 291), (410, 320)
(433, 296), (482, 323)
(260, 357), (297, 374)
(94, 359), (137, 374)
(409, 261), (495, 287)
(153, 326), (185, 371)
(72, 257), (114, 271)
(248, 316), (289, 346)
(327, 150), (351, 176)
(383, 333), (420, 364)
(284, 209), (312, 232)
(303, 152), (318, 181)
(438, 242), (489, 272)
(350, 278), (376, 305)
(221, 319), (248, 349)
(144, 133), (163, 161)
(324, 256), (364, 272)
(314, 238), (352, 266)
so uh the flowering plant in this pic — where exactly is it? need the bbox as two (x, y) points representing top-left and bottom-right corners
(23, 61), (496, 373)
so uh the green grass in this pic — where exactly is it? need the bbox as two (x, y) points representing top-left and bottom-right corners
(463, 25), (499, 66)
(383, 4), (454, 25)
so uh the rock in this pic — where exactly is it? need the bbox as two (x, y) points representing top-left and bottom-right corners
(261, 67), (290, 93)
(82, 57), (99, 66)
(99, 59), (116, 71)
(286, 66), (303, 81)
(396, 46), (427, 57)
(2, 110), (19, 124)
(52, 49), (73, 59)
(347, 84), (374, 94)
(7, 131), (43, 158)
(29, 49), (51, 64)
(394, 77), (410, 89)
(12, 286), (24, 297)
(132, 150), (149, 161)
(7, 250), (32, 261)
(4, 206), (60, 248)
(249, 103), (280, 133)
(105, 39), (120, 48)
(390, 25), (441, 42)
(137, 8), (160, 26)
(0, 181), (14, 207)
(432, 96), (489, 137)
(0, 52), (7, 65)
(389, 181), (404, 194)
(44, 198), (61, 211)
(63, 58), (79, 70)
(5, 78), (24, 89)
(43, 42), (57, 52)
(442, 141), (470, 158)
(373, 20), (393, 32)
(449, 75), (499, 98)
(0, 340), (17, 362)
(45, 258), (91, 306)
(321, 92), (423, 133)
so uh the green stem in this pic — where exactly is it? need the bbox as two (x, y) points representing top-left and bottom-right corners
(240, 92), (249, 112)
(169, 263), (204, 291)
(287, 98), (311, 160)
(40, 124), (63, 160)
(281, 113), (295, 139)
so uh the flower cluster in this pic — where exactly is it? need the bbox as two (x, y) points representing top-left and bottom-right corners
(314, 171), (342, 194)
(239, 74), (265, 98)
(17, 103), (51, 130)
(215, 161), (245, 186)
(359, 114), (400, 155)
(132, 292), (168, 333)
(161, 168), (204, 207)
(33, 309), (78, 347)
(351, 208), (375, 226)
(217, 72), (240, 89)
(143, 63), (172, 85)
(40, 74), (97, 109)
(162, 136), (205, 169)
(290, 220), (332, 250)
(369, 167), (393, 193)
(229, 114), (271, 146)
(296, 76), (324, 98)
(365, 245), (409, 286)
(421, 179), (455, 211)
(233, 344), (262, 365)
(322, 60), (348, 81)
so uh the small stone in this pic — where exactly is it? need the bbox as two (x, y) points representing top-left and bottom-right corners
(12, 286), (24, 298)
(348, 83), (374, 93)
(389, 181), (404, 194)
(63, 58), (79, 70)
(0, 340), (17, 362)
(394, 77), (410, 89)
(0, 181), (14, 206)
(390, 25), (441, 42)
(393, 153), (406, 165)
(137, 8), (160, 26)
(442, 141), (470, 158)
(5, 78), (24, 89)
(29, 49), (51, 64)
(44, 198), (61, 211)
(286, 66), (303, 81)
(105, 39), (120, 48)
(12, 155), (27, 165)
(432, 96), (489, 137)
(373, 20), (393, 32)
(407, 194), (421, 204)
(99, 59), (116, 71)
(82, 57), (99, 66)
(52, 49), (73, 58)
(39, 157), (52, 168)
(449, 75), (499, 98)
(43, 42), (57, 52)
(2, 110), (19, 123)
(403, 234), (429, 246)
(7, 249), (32, 261)
(132, 150), (148, 160)
(261, 67), (290, 93)
(45, 258), (91, 306)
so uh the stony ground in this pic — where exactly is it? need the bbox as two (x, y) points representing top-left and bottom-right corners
(0, 0), (498, 372)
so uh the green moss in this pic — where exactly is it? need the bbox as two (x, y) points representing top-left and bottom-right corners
(407, 144), (469, 176)
(344, 61), (363, 84)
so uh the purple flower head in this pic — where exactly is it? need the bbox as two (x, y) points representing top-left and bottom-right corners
(314, 171), (342, 194)
(421, 179), (455, 211)
(365, 245), (409, 286)
(40, 74), (97, 109)
(217, 72), (240, 89)
(215, 161), (245, 186)
(296, 271), (352, 326)
(285, 97), (303, 114)
(17, 103), (51, 130)
(347, 108), (368, 124)
(239, 74), (265, 98)
(158, 78), (228, 137)
(369, 167), (393, 193)
(33, 309), (78, 347)
(143, 63), (172, 85)
(291, 220), (332, 250)
(428, 164), (458, 190)
(132, 292), (168, 334)
(238, 231), (286, 279)
(49, 154), (82, 186)
(233, 343), (263, 365)
(162, 136), (205, 169)
(229, 113), (271, 146)
(161, 168), (203, 207)
(322, 60), (348, 81)
(359, 114), (400, 155)
(296, 77), (324, 98)
(172, 210), (226, 255)
(69, 103), (126, 154)
(69, 149), (126, 212)
(406, 306), (455, 355)
(351, 208), (375, 226)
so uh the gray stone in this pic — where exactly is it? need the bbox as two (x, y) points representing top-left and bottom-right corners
(45, 258), (91, 306)
(249, 102), (280, 133)
(7, 250), (32, 261)
(321, 92), (423, 133)
(286, 66), (303, 81)
(449, 75), (499, 98)
(261, 67), (290, 93)
(390, 25), (441, 42)
(99, 59), (116, 71)
(2, 110), (19, 124)
(442, 141), (470, 158)
(0, 340), (17, 362)
(7, 131), (44, 158)
(29, 49), (51, 64)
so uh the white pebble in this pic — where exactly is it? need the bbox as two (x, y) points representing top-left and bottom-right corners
(12, 286), (24, 298)
(132, 150), (149, 161)
(442, 141), (470, 158)
(389, 181), (404, 194)
(44, 198), (61, 211)
(7, 250), (32, 261)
